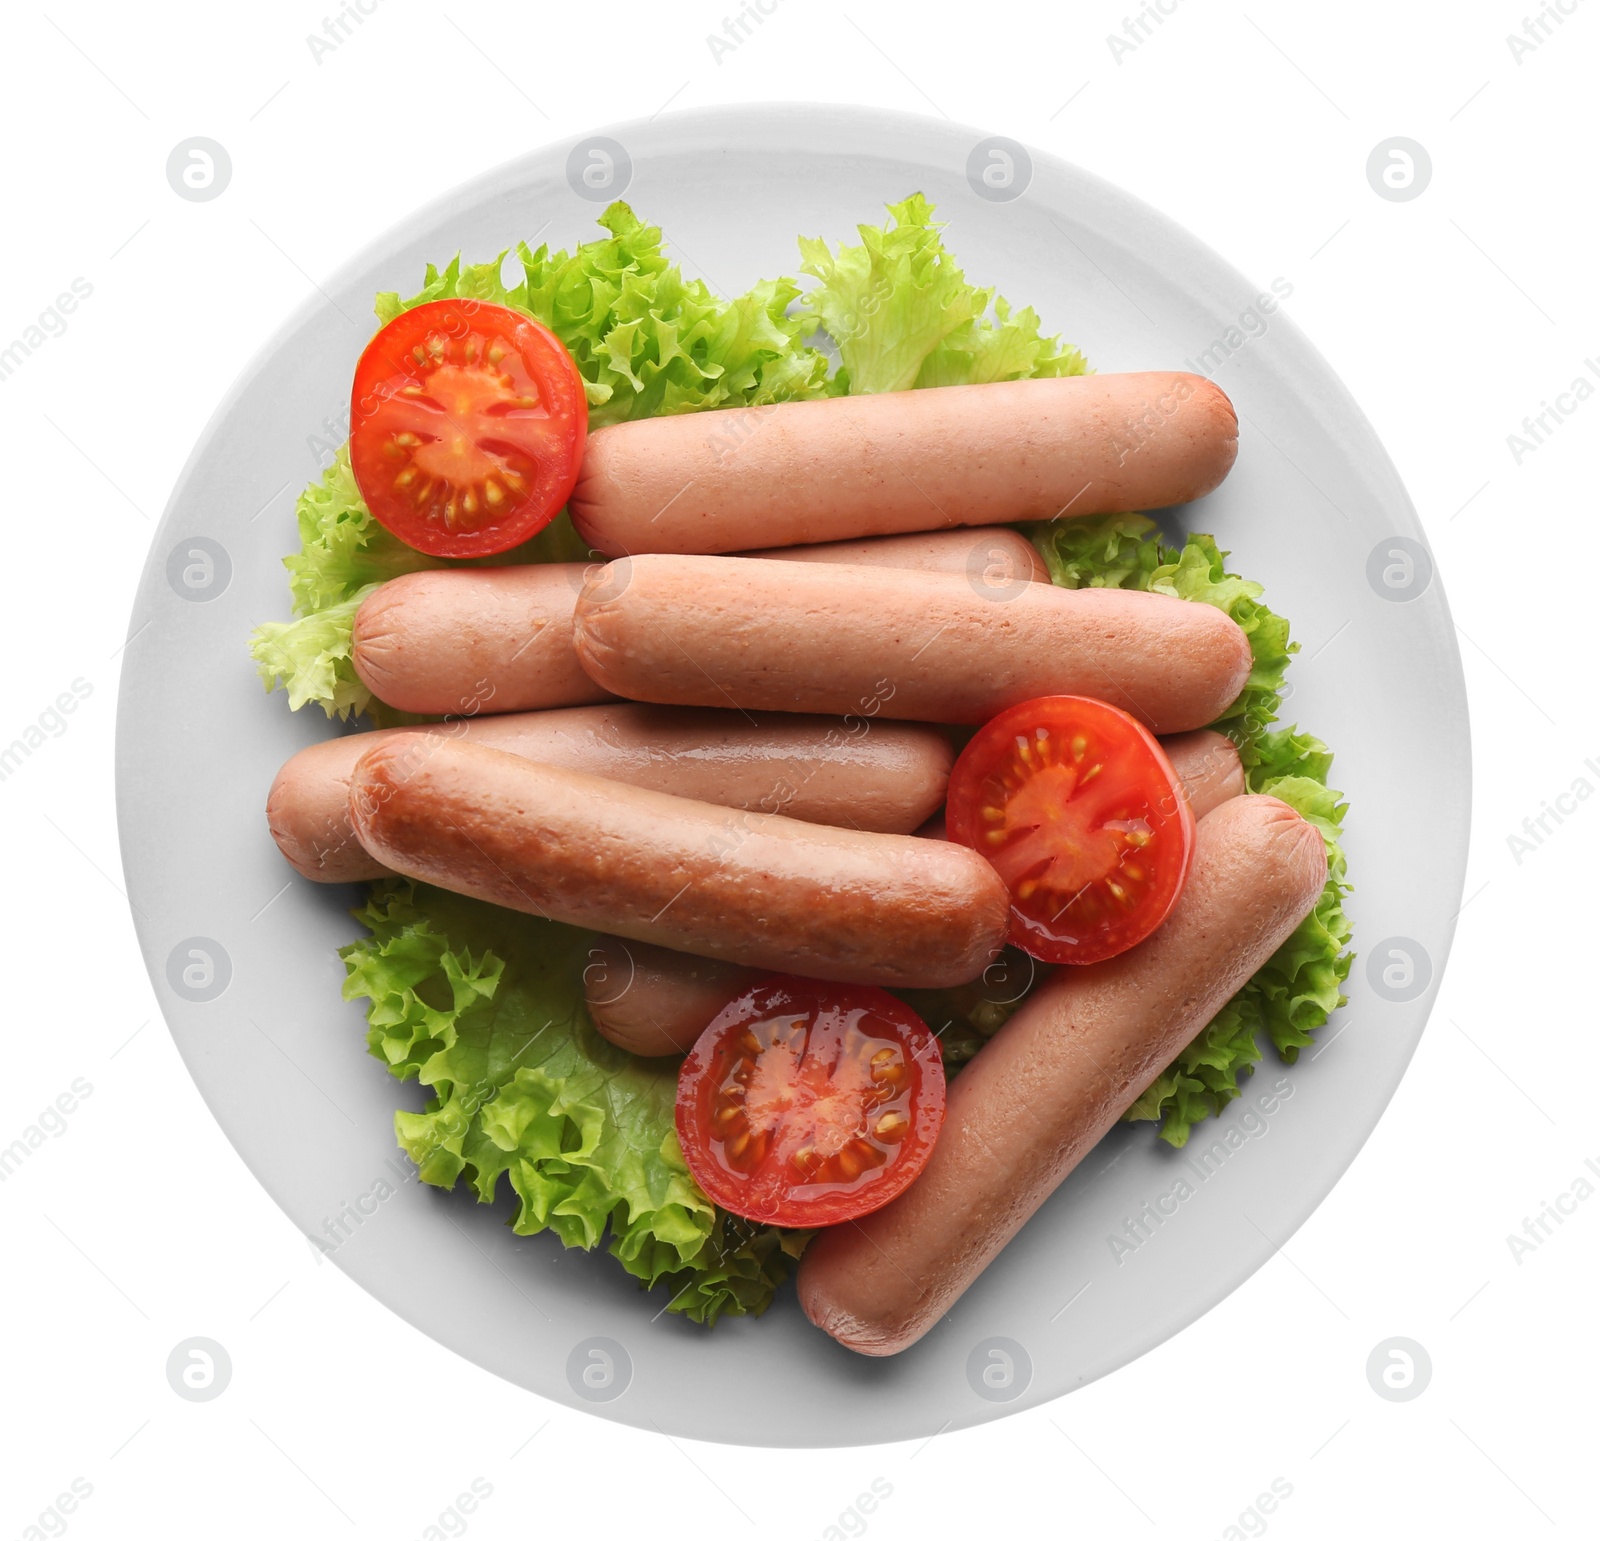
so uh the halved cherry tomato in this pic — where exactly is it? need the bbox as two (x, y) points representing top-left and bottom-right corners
(945, 695), (1195, 966)
(675, 976), (945, 1228)
(348, 299), (587, 558)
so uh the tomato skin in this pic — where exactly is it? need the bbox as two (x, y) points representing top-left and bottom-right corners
(349, 299), (587, 559)
(946, 695), (1196, 966)
(675, 977), (945, 1229)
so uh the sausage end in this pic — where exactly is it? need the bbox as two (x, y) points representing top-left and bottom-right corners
(796, 1275), (927, 1358)
(266, 763), (325, 881)
(1209, 614), (1256, 726)
(350, 582), (410, 709)
(1229, 793), (1329, 903)
(568, 429), (634, 558)
(346, 736), (432, 871)
(584, 937), (754, 1058)
(267, 743), (390, 883)
(571, 560), (646, 699)
(1182, 374), (1240, 499)
(1160, 729), (1245, 822)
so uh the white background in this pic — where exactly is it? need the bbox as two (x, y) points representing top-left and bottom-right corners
(2, 1), (1595, 1536)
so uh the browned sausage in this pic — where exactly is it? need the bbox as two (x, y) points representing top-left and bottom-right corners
(583, 731), (1246, 1056)
(267, 704), (955, 882)
(348, 739), (1009, 989)
(796, 794), (1328, 1356)
(574, 556), (1252, 732)
(568, 373), (1238, 556)
(351, 564), (607, 716)
(744, 528), (1050, 587)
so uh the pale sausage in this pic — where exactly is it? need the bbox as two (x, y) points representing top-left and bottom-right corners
(574, 556), (1252, 732)
(351, 564), (606, 717)
(744, 528), (1050, 587)
(268, 704), (955, 882)
(568, 373), (1238, 556)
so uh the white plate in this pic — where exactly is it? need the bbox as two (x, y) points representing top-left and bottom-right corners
(115, 103), (1469, 1446)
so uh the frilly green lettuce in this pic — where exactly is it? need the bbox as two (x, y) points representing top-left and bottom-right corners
(374, 201), (831, 426)
(798, 193), (1088, 393)
(342, 881), (797, 1324)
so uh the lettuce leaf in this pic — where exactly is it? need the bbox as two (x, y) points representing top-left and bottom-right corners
(374, 201), (830, 426)
(1035, 513), (1354, 1145)
(798, 193), (1088, 394)
(341, 881), (797, 1323)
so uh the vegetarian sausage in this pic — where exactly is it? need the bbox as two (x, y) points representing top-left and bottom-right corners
(568, 373), (1238, 556)
(744, 528), (1050, 587)
(351, 564), (607, 717)
(348, 739), (1010, 988)
(583, 731), (1246, 1057)
(574, 556), (1252, 732)
(796, 793), (1329, 1356)
(268, 704), (955, 883)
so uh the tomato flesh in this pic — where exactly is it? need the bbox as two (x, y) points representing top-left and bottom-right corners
(675, 977), (945, 1228)
(348, 299), (586, 558)
(945, 695), (1196, 965)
